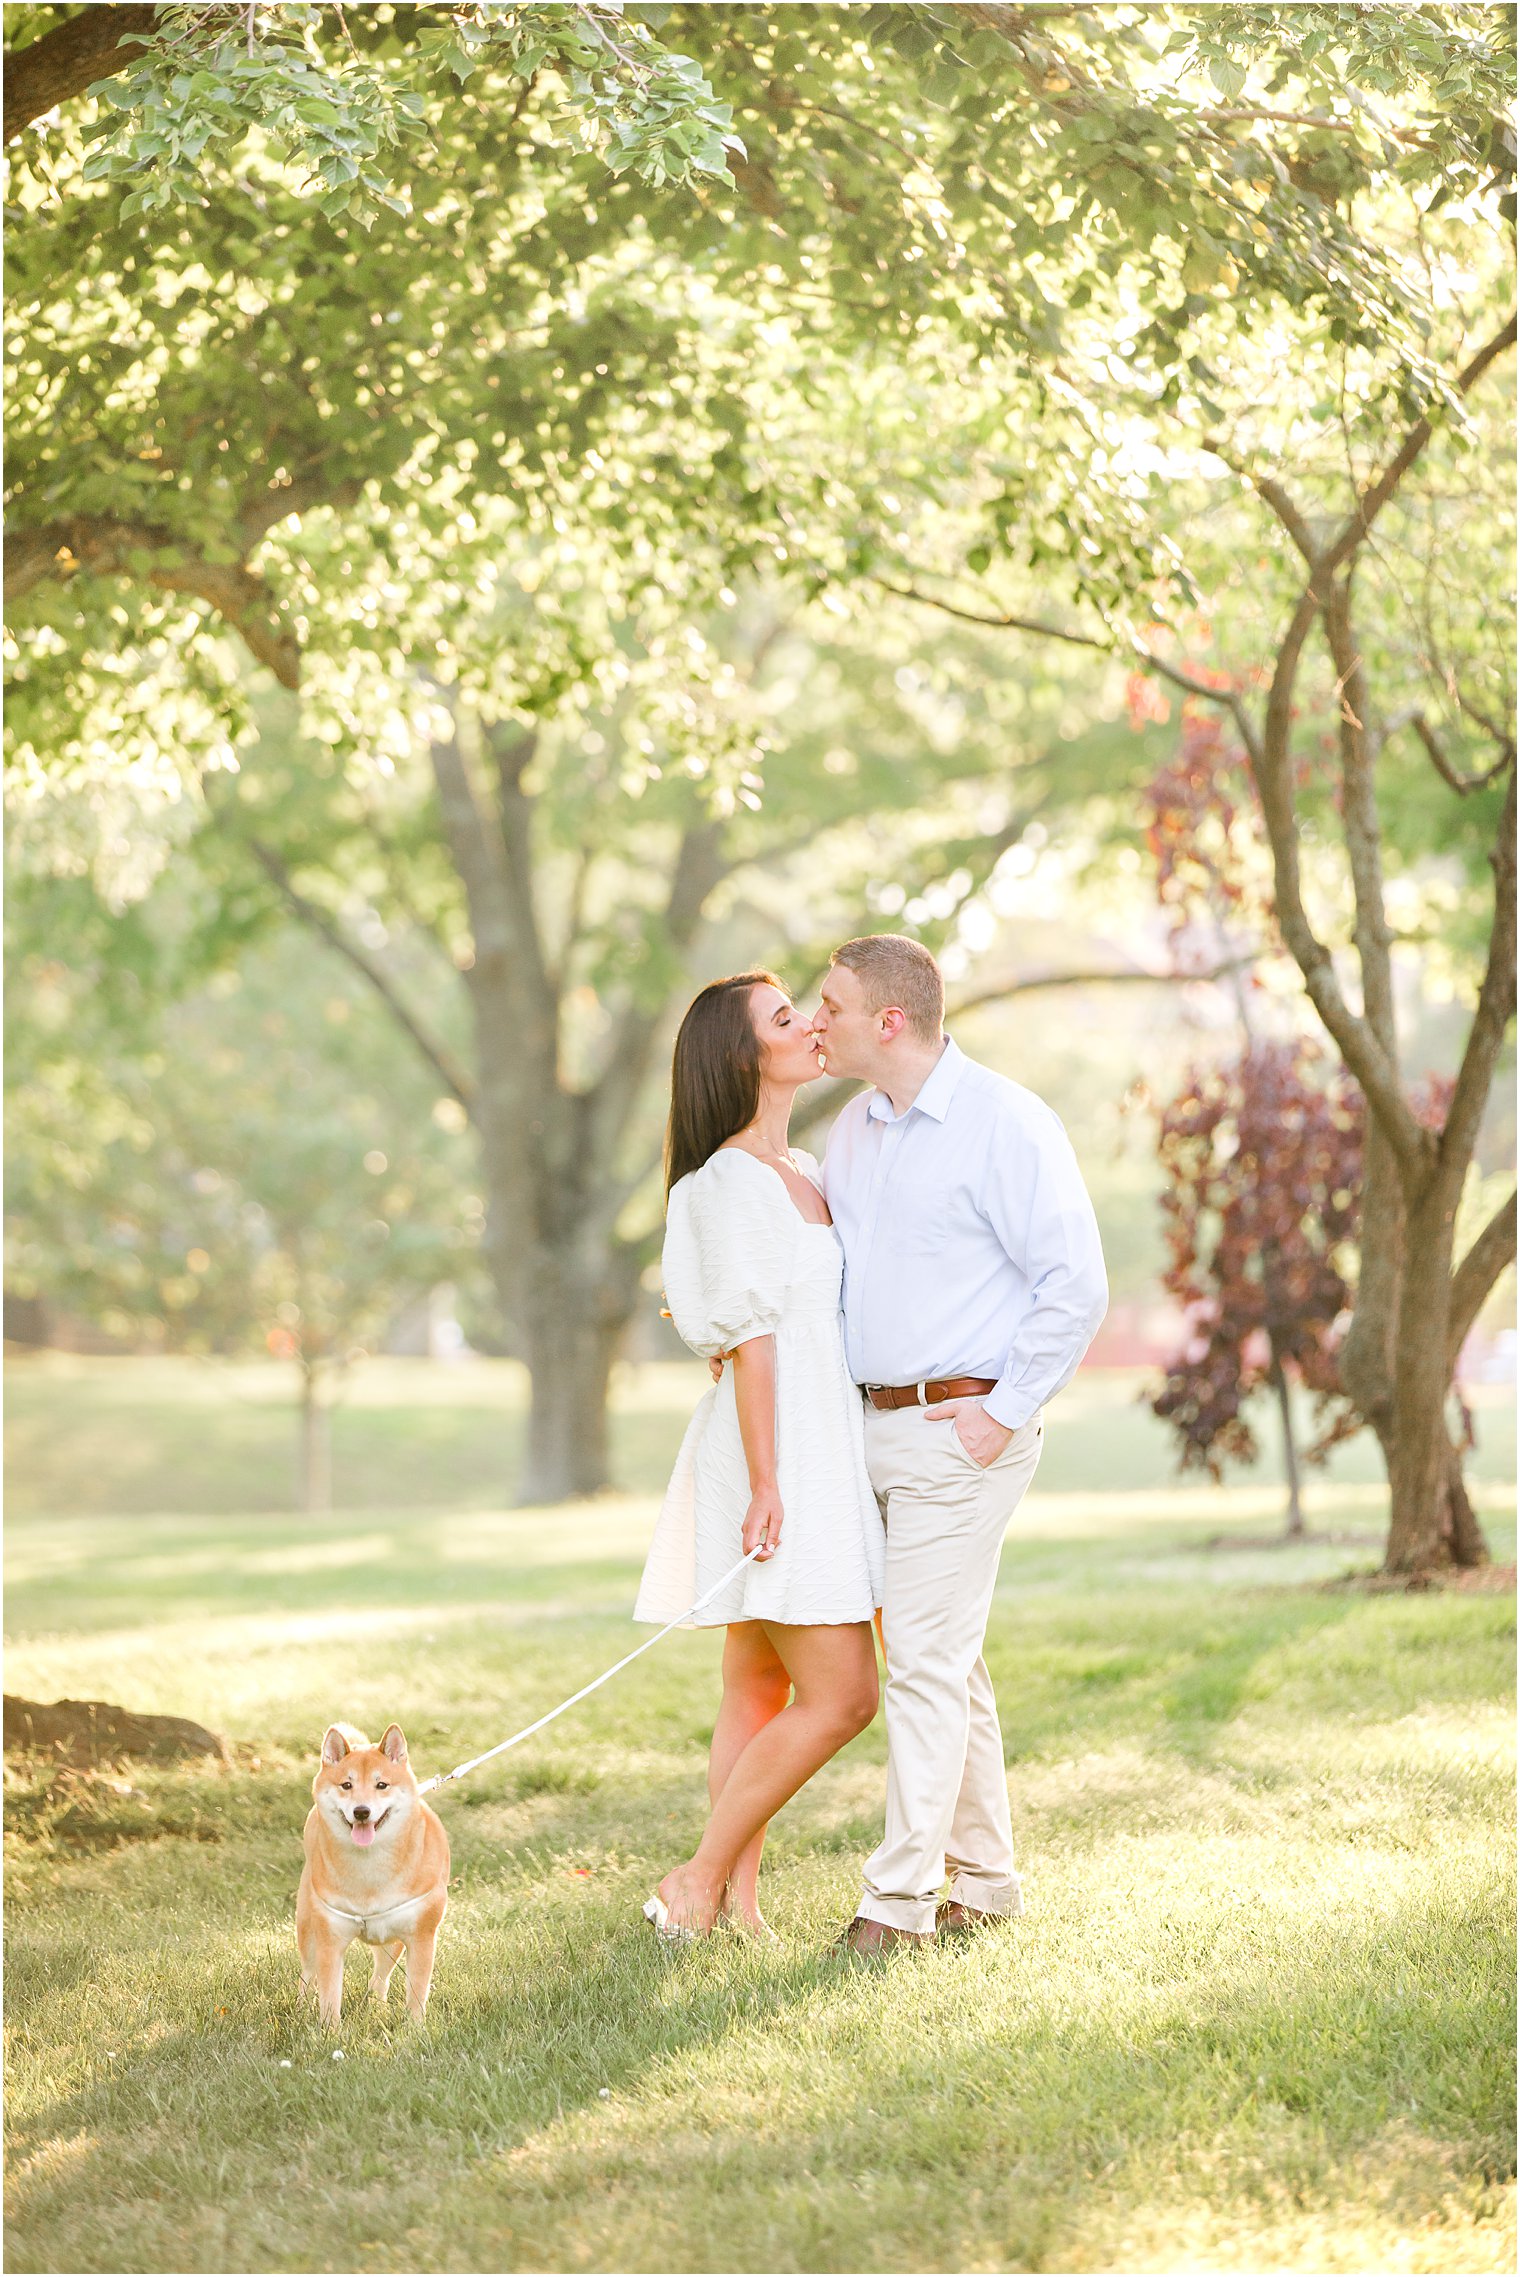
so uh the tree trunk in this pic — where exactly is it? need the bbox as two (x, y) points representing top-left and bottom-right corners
(1384, 1389), (1490, 1573)
(299, 1366), (332, 1514)
(1269, 1353), (1305, 1539)
(1439, 1438), (1491, 1568)
(1382, 1194), (1490, 1573)
(515, 1266), (628, 1503)
(1339, 1118), (1406, 1464)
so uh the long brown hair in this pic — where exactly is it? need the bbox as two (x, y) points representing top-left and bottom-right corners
(664, 971), (785, 1199)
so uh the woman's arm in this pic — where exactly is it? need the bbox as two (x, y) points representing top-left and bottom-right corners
(731, 1335), (783, 1560)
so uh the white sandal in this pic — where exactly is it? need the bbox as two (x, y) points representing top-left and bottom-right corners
(643, 1893), (697, 1944)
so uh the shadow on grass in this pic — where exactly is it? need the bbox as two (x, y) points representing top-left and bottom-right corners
(987, 1590), (1370, 1768)
(1155, 1600), (1361, 1748)
(5, 1903), (875, 2271)
(2, 1534), (656, 1643)
(7, 1862), (1514, 2275)
(9, 1572), (1508, 1833)
(453, 1877), (1516, 2275)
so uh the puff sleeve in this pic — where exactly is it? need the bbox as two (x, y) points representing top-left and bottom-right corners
(662, 1152), (800, 1360)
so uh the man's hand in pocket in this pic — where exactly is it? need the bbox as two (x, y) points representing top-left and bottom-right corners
(923, 1396), (1012, 1469)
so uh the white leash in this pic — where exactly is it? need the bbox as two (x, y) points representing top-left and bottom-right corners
(416, 1544), (764, 1795)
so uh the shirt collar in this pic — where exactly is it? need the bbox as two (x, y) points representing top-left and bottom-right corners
(865, 1036), (966, 1125)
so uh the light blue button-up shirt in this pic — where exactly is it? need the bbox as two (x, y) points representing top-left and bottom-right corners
(821, 1037), (1108, 1431)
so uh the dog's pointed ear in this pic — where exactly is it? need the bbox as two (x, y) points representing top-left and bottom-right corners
(380, 1724), (408, 1765)
(321, 1726), (350, 1765)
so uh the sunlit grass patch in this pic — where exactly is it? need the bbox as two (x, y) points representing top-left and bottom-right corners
(4, 1366), (1514, 2272)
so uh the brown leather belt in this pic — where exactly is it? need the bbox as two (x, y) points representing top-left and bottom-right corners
(863, 1377), (998, 1412)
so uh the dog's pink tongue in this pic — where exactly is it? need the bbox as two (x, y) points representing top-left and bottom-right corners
(350, 1822), (376, 1847)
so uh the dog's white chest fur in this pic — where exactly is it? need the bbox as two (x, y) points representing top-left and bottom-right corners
(318, 1887), (444, 1946)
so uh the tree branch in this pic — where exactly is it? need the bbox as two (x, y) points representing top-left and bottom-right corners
(6, 515), (306, 687)
(945, 952), (1259, 1021)
(351, 790), (456, 961)
(1107, 626), (1265, 765)
(1450, 680), (1516, 751)
(425, 708), (534, 1063)
(777, 798), (1057, 1034)
(1319, 314), (1517, 582)
(237, 470), (361, 549)
(1199, 319), (1515, 1184)
(1202, 439), (1319, 566)
(241, 837), (475, 1110)
(4, 2), (159, 143)
(1449, 1189), (1518, 1370)
(876, 572), (1263, 759)
(482, 720), (557, 1018)
(1440, 763), (1517, 1188)
(870, 574), (1109, 654)
(1323, 575), (1398, 1055)
(587, 817), (728, 1172)
(878, 320), (1517, 1188)
(1408, 711), (1515, 796)
(1198, 106), (1437, 151)
(1254, 584), (1427, 1167)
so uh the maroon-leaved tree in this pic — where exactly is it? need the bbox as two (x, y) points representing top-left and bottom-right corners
(1152, 1039), (1364, 1537)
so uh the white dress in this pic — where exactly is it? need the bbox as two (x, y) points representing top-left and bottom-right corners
(635, 1147), (885, 1628)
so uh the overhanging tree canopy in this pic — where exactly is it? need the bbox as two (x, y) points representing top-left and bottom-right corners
(5, 4), (1514, 1538)
(13, 2), (1510, 796)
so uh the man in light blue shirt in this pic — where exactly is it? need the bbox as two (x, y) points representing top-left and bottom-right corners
(812, 934), (1108, 1954)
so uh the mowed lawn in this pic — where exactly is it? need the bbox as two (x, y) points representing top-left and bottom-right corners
(5, 1360), (1516, 2276)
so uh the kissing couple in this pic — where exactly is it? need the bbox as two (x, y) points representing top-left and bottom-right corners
(635, 933), (1108, 1953)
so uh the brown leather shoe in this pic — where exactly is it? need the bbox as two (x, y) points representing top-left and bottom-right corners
(830, 1914), (931, 1959)
(935, 1900), (1005, 1936)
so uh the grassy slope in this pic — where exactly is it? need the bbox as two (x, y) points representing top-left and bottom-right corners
(4, 1366), (1515, 2275)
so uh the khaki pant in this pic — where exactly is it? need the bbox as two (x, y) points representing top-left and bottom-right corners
(857, 1403), (1042, 1935)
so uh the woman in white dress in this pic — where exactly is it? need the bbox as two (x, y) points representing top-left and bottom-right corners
(636, 971), (885, 1941)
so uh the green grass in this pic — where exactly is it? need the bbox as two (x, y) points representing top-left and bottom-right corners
(8, 1352), (1515, 1516)
(5, 1366), (1515, 2274)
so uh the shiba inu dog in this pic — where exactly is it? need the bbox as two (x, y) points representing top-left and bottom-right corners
(296, 1723), (449, 2024)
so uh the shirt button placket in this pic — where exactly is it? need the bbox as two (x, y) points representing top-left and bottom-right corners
(854, 1119), (900, 1383)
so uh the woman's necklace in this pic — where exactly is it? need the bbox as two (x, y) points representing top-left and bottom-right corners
(733, 1126), (793, 1168)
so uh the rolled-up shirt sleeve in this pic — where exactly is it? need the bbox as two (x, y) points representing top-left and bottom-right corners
(979, 1107), (1108, 1431)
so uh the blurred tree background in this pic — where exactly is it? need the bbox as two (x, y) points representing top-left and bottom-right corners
(5, 2), (1514, 1563)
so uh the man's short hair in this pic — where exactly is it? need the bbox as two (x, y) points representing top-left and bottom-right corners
(831, 934), (944, 1045)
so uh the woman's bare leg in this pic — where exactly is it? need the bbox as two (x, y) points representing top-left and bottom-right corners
(709, 1623), (791, 1932)
(657, 1619), (879, 1933)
